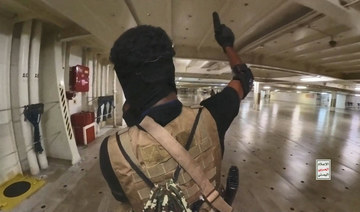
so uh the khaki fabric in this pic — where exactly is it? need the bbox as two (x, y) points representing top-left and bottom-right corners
(107, 107), (222, 212)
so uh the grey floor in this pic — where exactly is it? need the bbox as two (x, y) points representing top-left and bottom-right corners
(13, 99), (360, 212)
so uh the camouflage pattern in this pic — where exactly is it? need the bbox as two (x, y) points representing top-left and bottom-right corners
(143, 179), (191, 212)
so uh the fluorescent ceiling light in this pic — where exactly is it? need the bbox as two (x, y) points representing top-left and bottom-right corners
(296, 91), (301, 93)
(221, 83), (227, 86)
(355, 87), (360, 91)
(263, 86), (271, 89)
(296, 86), (307, 89)
(274, 89), (279, 92)
(321, 92), (328, 95)
(178, 77), (183, 80)
(356, 94), (360, 97)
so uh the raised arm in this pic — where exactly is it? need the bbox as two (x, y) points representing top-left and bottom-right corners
(213, 12), (254, 99)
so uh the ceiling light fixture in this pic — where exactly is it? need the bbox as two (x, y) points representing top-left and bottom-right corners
(300, 76), (330, 82)
(355, 94), (360, 97)
(355, 87), (360, 91)
(296, 86), (307, 89)
(321, 92), (328, 95)
(263, 86), (271, 89)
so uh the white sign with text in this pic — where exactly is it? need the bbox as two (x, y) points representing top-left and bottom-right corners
(316, 159), (331, 180)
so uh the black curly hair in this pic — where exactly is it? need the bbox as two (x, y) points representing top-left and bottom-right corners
(110, 25), (175, 76)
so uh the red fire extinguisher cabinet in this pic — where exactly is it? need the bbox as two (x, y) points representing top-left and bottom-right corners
(69, 65), (89, 92)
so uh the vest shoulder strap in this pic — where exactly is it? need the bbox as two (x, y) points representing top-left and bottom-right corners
(118, 131), (139, 167)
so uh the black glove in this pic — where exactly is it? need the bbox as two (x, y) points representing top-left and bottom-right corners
(213, 12), (234, 50)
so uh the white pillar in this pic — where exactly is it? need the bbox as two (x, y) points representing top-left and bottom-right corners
(29, 20), (48, 170)
(19, 20), (40, 175)
(92, 54), (98, 98)
(106, 65), (110, 95)
(113, 68), (117, 127)
(264, 89), (270, 103)
(253, 81), (261, 110)
(330, 92), (337, 111)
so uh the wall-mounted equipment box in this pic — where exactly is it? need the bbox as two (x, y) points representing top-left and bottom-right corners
(69, 65), (89, 92)
(71, 112), (95, 145)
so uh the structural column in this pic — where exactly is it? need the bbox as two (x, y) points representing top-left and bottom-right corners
(113, 67), (117, 127)
(253, 81), (261, 110)
(264, 89), (270, 103)
(330, 92), (337, 111)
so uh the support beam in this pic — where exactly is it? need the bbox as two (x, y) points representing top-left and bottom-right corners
(238, 9), (321, 53)
(315, 51), (360, 65)
(281, 30), (360, 59)
(293, 36), (360, 60)
(40, 0), (136, 48)
(174, 46), (341, 79)
(8, 0), (70, 27)
(124, 0), (141, 25)
(289, 0), (360, 32)
(60, 34), (92, 42)
(271, 25), (348, 57)
(233, 0), (292, 50)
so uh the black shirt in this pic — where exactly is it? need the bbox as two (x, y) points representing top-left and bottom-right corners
(99, 86), (240, 201)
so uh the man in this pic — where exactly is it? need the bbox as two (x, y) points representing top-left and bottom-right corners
(100, 12), (253, 211)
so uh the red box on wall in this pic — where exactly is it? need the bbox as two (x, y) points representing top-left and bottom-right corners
(73, 124), (95, 145)
(69, 65), (89, 92)
(71, 112), (95, 127)
(71, 112), (95, 145)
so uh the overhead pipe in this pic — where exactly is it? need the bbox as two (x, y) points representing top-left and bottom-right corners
(19, 20), (40, 175)
(29, 20), (48, 170)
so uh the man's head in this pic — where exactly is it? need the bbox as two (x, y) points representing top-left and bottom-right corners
(110, 25), (176, 125)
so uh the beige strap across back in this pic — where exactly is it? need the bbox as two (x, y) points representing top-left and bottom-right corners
(140, 116), (233, 212)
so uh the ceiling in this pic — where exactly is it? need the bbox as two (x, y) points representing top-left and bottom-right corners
(1, 0), (360, 94)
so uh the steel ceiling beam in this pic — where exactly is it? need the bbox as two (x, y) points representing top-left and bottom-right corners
(233, 0), (291, 48)
(237, 9), (322, 53)
(281, 32), (360, 58)
(124, 0), (140, 25)
(5, 0), (70, 27)
(174, 45), (343, 78)
(39, 0), (115, 48)
(294, 42), (360, 60)
(313, 51), (360, 64)
(270, 25), (349, 56)
(289, 0), (360, 33)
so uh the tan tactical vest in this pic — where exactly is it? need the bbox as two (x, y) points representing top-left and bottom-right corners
(107, 106), (222, 212)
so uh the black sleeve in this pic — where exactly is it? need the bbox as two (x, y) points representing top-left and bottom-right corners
(200, 87), (240, 153)
(99, 136), (128, 202)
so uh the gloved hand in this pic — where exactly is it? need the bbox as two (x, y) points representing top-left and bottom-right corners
(213, 12), (235, 50)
